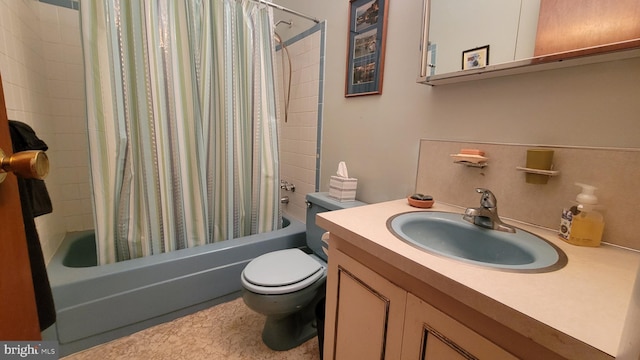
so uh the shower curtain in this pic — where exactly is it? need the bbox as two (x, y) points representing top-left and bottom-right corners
(80, 0), (281, 264)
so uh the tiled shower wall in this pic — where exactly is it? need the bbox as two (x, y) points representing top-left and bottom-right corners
(0, 0), (323, 263)
(0, 0), (91, 262)
(276, 23), (325, 223)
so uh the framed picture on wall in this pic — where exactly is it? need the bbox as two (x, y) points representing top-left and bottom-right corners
(345, 0), (389, 97)
(462, 45), (490, 70)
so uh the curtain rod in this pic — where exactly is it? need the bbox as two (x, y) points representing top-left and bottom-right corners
(258, 0), (320, 24)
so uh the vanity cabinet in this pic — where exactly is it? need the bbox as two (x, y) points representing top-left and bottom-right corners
(324, 247), (406, 359)
(401, 294), (516, 360)
(318, 200), (636, 359)
(324, 246), (516, 360)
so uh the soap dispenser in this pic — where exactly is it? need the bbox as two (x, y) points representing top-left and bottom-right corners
(559, 183), (605, 247)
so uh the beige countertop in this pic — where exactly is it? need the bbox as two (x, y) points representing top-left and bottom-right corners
(317, 199), (640, 358)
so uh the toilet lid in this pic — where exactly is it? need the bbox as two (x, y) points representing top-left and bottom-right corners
(242, 249), (325, 295)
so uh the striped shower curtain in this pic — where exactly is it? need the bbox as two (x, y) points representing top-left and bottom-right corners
(80, 0), (281, 264)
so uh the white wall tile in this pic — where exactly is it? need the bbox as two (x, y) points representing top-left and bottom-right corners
(40, 19), (61, 43)
(58, 6), (80, 29)
(38, 3), (59, 23)
(278, 31), (323, 223)
(0, 1), (91, 262)
(60, 25), (80, 46)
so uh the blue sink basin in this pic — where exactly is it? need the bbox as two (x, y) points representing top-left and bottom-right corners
(387, 211), (567, 272)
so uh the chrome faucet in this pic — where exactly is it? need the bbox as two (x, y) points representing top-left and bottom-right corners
(280, 180), (296, 192)
(463, 188), (516, 233)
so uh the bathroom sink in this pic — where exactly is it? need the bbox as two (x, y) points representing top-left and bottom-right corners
(387, 211), (567, 272)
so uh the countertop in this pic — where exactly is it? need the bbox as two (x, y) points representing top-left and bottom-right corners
(316, 199), (640, 358)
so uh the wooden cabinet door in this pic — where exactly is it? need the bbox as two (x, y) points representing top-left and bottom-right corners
(401, 294), (517, 360)
(324, 248), (407, 360)
(534, 0), (640, 56)
(0, 74), (41, 339)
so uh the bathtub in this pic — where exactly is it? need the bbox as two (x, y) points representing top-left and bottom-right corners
(44, 217), (306, 356)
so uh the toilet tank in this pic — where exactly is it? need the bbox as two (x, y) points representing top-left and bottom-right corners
(305, 192), (366, 261)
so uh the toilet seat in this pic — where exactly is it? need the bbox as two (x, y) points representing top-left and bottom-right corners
(242, 249), (325, 295)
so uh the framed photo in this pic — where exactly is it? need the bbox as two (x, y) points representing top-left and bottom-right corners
(462, 45), (490, 70)
(345, 0), (389, 97)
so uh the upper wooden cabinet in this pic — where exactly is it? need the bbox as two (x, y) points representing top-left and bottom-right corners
(418, 0), (640, 85)
(534, 0), (640, 57)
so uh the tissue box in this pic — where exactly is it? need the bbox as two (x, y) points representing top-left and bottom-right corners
(329, 175), (358, 202)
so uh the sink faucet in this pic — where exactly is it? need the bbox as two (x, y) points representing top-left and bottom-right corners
(463, 188), (516, 233)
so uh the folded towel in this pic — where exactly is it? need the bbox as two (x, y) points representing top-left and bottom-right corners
(9, 120), (52, 216)
(9, 120), (48, 151)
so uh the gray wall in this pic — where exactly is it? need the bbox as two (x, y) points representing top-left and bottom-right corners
(274, 0), (640, 204)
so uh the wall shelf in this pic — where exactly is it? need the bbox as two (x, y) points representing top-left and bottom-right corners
(455, 161), (488, 168)
(516, 166), (559, 176)
(418, 47), (640, 86)
(451, 153), (488, 168)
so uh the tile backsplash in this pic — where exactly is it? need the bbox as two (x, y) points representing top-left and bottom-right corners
(416, 140), (640, 250)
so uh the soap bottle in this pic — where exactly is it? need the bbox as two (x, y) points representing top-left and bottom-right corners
(559, 183), (605, 247)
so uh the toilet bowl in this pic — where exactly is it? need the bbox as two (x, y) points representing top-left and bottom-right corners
(240, 192), (366, 351)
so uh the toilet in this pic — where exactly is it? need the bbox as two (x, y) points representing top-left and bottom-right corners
(241, 192), (366, 351)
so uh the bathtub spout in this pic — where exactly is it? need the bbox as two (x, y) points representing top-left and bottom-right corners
(280, 196), (289, 204)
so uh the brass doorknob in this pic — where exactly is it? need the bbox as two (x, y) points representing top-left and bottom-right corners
(0, 148), (49, 183)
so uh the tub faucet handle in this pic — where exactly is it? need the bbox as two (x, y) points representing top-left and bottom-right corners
(280, 180), (295, 192)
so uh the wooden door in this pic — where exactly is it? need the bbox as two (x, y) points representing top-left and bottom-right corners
(0, 74), (41, 340)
